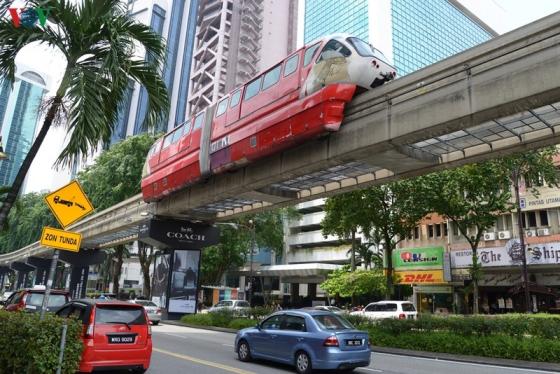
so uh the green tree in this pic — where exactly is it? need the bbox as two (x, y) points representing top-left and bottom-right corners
(0, 193), (57, 253)
(0, 0), (169, 228)
(419, 162), (512, 314)
(322, 191), (364, 271)
(496, 147), (560, 312)
(77, 133), (158, 295)
(320, 267), (386, 300)
(359, 181), (429, 299)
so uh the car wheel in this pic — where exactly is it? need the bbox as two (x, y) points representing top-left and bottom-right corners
(152, 320), (159, 326)
(133, 368), (147, 373)
(237, 340), (252, 362)
(295, 351), (312, 374)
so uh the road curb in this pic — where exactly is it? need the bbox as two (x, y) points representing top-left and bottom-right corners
(162, 320), (560, 372)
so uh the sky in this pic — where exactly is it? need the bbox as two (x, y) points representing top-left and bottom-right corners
(458, 0), (560, 34)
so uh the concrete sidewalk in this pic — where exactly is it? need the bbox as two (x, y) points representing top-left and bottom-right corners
(162, 320), (560, 373)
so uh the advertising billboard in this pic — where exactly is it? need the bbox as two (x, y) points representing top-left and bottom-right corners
(151, 253), (170, 309)
(168, 250), (201, 314)
(392, 247), (444, 270)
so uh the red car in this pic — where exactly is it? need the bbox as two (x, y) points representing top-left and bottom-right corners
(2, 286), (70, 313)
(57, 299), (152, 373)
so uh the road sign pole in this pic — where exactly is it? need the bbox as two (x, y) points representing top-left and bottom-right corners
(40, 249), (60, 320)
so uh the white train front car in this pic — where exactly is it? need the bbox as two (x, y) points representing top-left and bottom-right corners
(303, 34), (396, 96)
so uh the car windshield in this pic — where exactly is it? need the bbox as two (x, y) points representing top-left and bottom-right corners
(95, 306), (146, 325)
(313, 314), (354, 331)
(236, 301), (250, 308)
(26, 293), (67, 307)
(326, 306), (342, 312)
(402, 303), (416, 312)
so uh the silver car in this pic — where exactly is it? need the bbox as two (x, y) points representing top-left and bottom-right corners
(209, 300), (250, 315)
(131, 300), (162, 325)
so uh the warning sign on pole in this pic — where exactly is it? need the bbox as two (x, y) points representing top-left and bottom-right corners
(44, 180), (94, 228)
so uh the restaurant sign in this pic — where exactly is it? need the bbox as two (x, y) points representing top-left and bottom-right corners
(393, 247), (444, 270)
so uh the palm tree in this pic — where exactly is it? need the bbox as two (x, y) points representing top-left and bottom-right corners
(0, 0), (169, 227)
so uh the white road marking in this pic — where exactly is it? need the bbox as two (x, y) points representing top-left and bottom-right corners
(223, 344), (235, 348)
(361, 368), (383, 373)
(374, 353), (557, 373)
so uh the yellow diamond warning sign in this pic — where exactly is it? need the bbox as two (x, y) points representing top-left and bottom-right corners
(44, 180), (94, 228)
(40, 227), (81, 252)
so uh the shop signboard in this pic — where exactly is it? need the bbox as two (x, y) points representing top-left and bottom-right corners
(393, 247), (444, 270)
(413, 285), (453, 294)
(395, 270), (445, 284)
(517, 188), (560, 211)
(451, 241), (560, 268)
(168, 249), (201, 314)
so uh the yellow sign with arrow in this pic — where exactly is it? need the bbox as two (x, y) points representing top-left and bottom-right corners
(44, 180), (94, 229)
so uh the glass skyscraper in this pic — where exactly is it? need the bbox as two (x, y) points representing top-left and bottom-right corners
(304, 0), (497, 76)
(0, 73), (45, 187)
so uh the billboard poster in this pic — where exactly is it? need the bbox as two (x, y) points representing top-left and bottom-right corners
(151, 253), (170, 309)
(168, 250), (201, 314)
(392, 247), (444, 270)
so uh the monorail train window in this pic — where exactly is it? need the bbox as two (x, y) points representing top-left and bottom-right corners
(162, 133), (173, 149)
(244, 76), (262, 101)
(284, 54), (299, 76)
(318, 40), (351, 62)
(171, 124), (184, 143)
(262, 64), (281, 91)
(193, 112), (205, 129)
(230, 90), (241, 108)
(183, 119), (192, 134)
(216, 97), (228, 117)
(347, 37), (375, 57)
(303, 43), (320, 66)
(148, 140), (162, 156)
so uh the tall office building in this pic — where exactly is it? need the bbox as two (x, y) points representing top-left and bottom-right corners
(0, 71), (46, 187)
(188, 0), (298, 115)
(277, 0), (498, 304)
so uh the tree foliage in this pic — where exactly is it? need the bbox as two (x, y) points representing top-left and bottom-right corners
(0, 0), (169, 228)
(323, 181), (429, 298)
(418, 161), (512, 313)
(320, 267), (386, 299)
(0, 193), (57, 253)
(78, 133), (159, 211)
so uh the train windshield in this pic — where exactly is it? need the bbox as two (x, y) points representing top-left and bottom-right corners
(347, 37), (374, 57)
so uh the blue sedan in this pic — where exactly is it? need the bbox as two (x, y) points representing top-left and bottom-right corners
(234, 310), (371, 373)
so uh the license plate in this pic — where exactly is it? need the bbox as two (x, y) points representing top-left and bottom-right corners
(346, 339), (362, 346)
(108, 334), (136, 344)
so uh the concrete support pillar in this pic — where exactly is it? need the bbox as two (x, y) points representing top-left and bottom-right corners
(58, 249), (105, 298)
(27, 257), (52, 286)
(69, 265), (89, 299)
(10, 262), (35, 289)
(291, 283), (299, 306)
(308, 283), (317, 299)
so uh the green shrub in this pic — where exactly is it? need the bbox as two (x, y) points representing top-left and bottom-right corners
(0, 310), (83, 373)
(228, 319), (256, 330)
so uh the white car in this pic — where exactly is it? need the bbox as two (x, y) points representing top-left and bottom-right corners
(130, 300), (162, 325)
(209, 300), (250, 314)
(352, 301), (418, 320)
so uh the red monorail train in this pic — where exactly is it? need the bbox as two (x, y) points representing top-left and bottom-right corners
(141, 34), (396, 202)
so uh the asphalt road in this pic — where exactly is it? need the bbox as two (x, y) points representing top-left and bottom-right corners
(141, 323), (559, 374)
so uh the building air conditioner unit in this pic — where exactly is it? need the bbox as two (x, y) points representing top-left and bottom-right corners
(537, 228), (550, 236)
(483, 232), (496, 241)
(525, 229), (537, 237)
(498, 230), (511, 240)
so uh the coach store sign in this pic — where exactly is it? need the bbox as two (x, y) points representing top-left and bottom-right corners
(451, 240), (560, 268)
(138, 218), (220, 249)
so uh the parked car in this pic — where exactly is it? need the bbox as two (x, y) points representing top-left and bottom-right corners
(209, 300), (251, 315)
(130, 299), (162, 325)
(235, 310), (371, 374)
(2, 286), (70, 313)
(56, 299), (152, 373)
(0, 291), (13, 302)
(351, 301), (417, 320)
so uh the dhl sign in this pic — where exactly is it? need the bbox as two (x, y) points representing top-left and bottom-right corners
(395, 270), (445, 284)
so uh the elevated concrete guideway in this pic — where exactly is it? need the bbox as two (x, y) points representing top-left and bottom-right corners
(2, 11), (560, 262)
